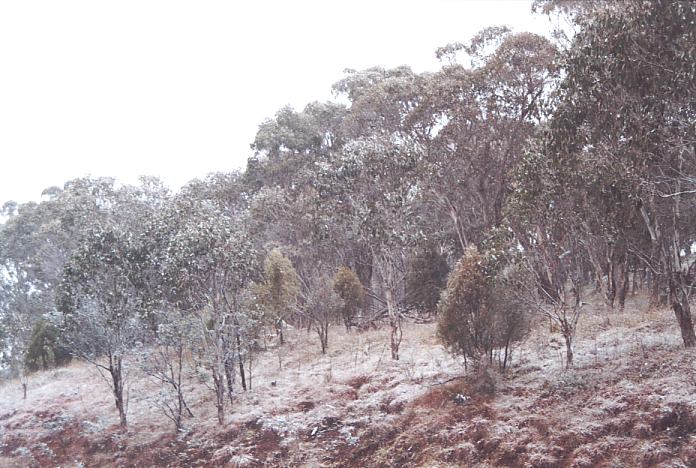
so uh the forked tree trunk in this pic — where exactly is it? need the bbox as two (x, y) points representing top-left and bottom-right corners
(616, 259), (630, 311)
(172, 343), (192, 432)
(316, 321), (329, 354)
(213, 327), (227, 425)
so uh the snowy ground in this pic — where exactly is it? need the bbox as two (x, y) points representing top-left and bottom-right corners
(1, 294), (695, 467)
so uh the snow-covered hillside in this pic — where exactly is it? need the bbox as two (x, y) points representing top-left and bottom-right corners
(1, 296), (695, 467)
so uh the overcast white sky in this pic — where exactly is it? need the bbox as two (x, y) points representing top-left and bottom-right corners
(0, 0), (548, 204)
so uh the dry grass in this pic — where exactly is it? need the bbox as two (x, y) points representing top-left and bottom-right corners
(1, 294), (695, 466)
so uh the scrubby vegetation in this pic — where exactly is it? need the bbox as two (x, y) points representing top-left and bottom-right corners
(1, 0), (696, 466)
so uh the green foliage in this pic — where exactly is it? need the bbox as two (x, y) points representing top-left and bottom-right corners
(24, 320), (71, 372)
(405, 242), (449, 314)
(255, 249), (300, 326)
(437, 247), (494, 360)
(332, 266), (365, 329)
(437, 247), (529, 367)
(304, 274), (343, 353)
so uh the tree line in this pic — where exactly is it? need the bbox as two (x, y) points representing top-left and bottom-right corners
(1, 0), (694, 431)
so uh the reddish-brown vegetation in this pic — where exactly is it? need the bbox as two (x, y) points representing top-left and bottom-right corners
(1, 299), (695, 467)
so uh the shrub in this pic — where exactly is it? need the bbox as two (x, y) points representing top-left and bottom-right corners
(24, 319), (72, 372)
(303, 274), (342, 354)
(333, 266), (365, 330)
(437, 247), (496, 361)
(255, 248), (300, 344)
(405, 241), (449, 315)
(437, 246), (529, 371)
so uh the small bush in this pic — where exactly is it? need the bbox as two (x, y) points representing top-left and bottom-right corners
(333, 266), (365, 330)
(437, 246), (529, 371)
(437, 247), (497, 361)
(405, 242), (449, 315)
(25, 320), (72, 372)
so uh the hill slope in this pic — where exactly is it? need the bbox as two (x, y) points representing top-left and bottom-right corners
(1, 297), (695, 467)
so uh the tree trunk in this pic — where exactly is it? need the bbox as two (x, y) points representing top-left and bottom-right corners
(502, 340), (510, 371)
(317, 322), (329, 354)
(671, 286), (696, 348)
(175, 344), (192, 430)
(236, 333), (247, 391)
(276, 320), (284, 345)
(385, 287), (402, 360)
(649, 272), (661, 308)
(247, 351), (253, 391)
(212, 369), (225, 425)
(563, 332), (574, 368)
(344, 316), (352, 332)
(224, 356), (235, 404)
(606, 249), (617, 309)
(616, 258), (630, 311)
(111, 357), (127, 427)
(352, 246), (373, 323)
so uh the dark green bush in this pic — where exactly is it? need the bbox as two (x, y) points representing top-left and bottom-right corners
(25, 320), (72, 372)
(405, 241), (449, 315)
(333, 266), (366, 330)
(437, 246), (529, 372)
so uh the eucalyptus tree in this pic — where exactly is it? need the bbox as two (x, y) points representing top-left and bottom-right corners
(0, 179), (115, 328)
(252, 102), (347, 161)
(332, 66), (432, 144)
(247, 101), (348, 195)
(0, 177), (125, 395)
(534, 0), (696, 346)
(164, 198), (258, 425)
(58, 226), (148, 427)
(141, 308), (199, 433)
(419, 28), (558, 252)
(331, 65), (441, 337)
(507, 129), (595, 367)
(296, 272), (342, 354)
(246, 102), (363, 285)
(322, 136), (424, 360)
(0, 276), (36, 397)
(55, 178), (170, 425)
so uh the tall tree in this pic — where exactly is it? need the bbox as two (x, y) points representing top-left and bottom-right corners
(58, 226), (147, 427)
(323, 136), (423, 359)
(421, 28), (558, 252)
(0, 177), (130, 396)
(536, 0), (696, 345)
(165, 199), (258, 424)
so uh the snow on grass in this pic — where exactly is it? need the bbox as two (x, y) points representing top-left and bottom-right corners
(1, 294), (695, 466)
